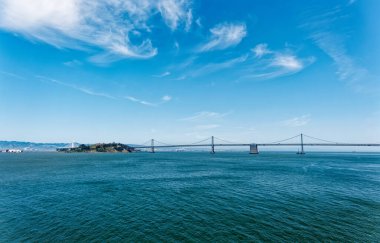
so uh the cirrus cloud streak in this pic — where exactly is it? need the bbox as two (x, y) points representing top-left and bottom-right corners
(198, 22), (247, 52)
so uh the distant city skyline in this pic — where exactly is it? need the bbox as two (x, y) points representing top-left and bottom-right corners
(0, 0), (379, 144)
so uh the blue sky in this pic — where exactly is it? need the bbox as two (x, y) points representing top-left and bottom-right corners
(0, 0), (379, 144)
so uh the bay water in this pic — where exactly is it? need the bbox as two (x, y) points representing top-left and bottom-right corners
(0, 152), (379, 242)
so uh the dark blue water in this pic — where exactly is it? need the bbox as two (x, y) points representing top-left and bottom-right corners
(0, 152), (379, 242)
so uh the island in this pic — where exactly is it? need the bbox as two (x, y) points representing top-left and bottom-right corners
(57, 143), (135, 153)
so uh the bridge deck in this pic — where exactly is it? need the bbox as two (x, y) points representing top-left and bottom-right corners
(134, 143), (380, 149)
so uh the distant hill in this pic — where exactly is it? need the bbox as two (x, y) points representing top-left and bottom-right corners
(0, 141), (78, 152)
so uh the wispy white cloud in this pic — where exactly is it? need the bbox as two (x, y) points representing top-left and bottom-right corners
(185, 9), (193, 31)
(251, 43), (271, 58)
(238, 44), (315, 81)
(170, 43), (313, 81)
(0, 70), (26, 80)
(194, 124), (220, 130)
(198, 22), (247, 52)
(165, 55), (198, 80)
(299, 4), (373, 92)
(173, 75), (187, 81)
(281, 115), (311, 127)
(37, 76), (117, 100)
(125, 95), (172, 106)
(158, 0), (192, 31)
(174, 41), (180, 51)
(125, 96), (156, 106)
(153, 71), (171, 78)
(195, 18), (202, 28)
(37, 75), (172, 106)
(311, 32), (368, 86)
(271, 54), (304, 71)
(161, 95), (172, 102)
(183, 132), (209, 140)
(0, 0), (193, 63)
(180, 111), (231, 121)
(172, 55), (197, 70)
(189, 55), (248, 77)
(63, 59), (82, 67)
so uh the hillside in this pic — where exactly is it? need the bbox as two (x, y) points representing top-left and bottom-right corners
(57, 143), (134, 153)
(0, 141), (75, 152)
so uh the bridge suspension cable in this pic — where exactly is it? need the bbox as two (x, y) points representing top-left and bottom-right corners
(154, 139), (174, 146)
(268, 134), (301, 144)
(189, 137), (212, 145)
(135, 139), (152, 147)
(302, 134), (340, 144)
(213, 136), (238, 144)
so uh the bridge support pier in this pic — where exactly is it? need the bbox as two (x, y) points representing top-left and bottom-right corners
(249, 144), (259, 154)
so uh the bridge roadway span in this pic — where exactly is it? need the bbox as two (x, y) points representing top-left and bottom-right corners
(134, 143), (380, 149)
(133, 134), (380, 154)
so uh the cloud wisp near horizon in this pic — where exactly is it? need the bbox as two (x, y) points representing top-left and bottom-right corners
(36, 75), (172, 107)
(180, 111), (232, 122)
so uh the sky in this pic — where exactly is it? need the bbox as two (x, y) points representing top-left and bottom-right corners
(0, 0), (379, 145)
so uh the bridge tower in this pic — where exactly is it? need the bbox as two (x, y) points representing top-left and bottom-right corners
(298, 133), (305, 155)
(151, 139), (155, 153)
(211, 136), (215, 154)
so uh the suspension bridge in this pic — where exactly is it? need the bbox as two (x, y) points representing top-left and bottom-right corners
(133, 134), (380, 154)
